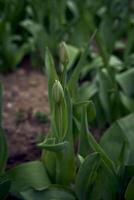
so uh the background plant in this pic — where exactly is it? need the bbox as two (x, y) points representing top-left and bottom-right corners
(0, 0), (134, 73)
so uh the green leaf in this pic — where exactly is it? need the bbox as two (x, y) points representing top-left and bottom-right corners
(78, 81), (98, 102)
(120, 92), (134, 112)
(6, 161), (51, 196)
(78, 102), (92, 157)
(65, 44), (80, 70)
(37, 138), (68, 152)
(57, 89), (75, 185)
(125, 177), (134, 200)
(97, 68), (113, 122)
(116, 68), (134, 98)
(41, 151), (56, 182)
(76, 152), (100, 200)
(75, 153), (118, 200)
(21, 186), (76, 200)
(100, 113), (134, 165)
(80, 100), (115, 171)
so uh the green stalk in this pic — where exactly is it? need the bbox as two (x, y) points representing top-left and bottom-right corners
(84, 106), (115, 173)
(58, 104), (63, 140)
(87, 129), (115, 172)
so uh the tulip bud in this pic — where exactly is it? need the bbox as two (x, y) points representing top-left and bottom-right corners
(52, 80), (64, 104)
(59, 42), (69, 66)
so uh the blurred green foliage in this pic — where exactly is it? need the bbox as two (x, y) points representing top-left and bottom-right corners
(0, 0), (134, 72)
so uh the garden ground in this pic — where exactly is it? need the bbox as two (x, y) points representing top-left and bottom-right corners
(0, 61), (49, 167)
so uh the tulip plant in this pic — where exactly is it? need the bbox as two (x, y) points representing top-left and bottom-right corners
(0, 43), (134, 199)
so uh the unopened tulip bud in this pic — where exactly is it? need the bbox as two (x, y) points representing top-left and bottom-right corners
(59, 42), (69, 66)
(52, 80), (64, 104)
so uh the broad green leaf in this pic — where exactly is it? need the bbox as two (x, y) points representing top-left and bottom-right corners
(0, 179), (11, 200)
(66, 44), (80, 70)
(76, 153), (118, 200)
(125, 177), (134, 200)
(21, 186), (76, 200)
(109, 55), (123, 71)
(6, 161), (51, 196)
(78, 81), (98, 100)
(41, 151), (56, 182)
(88, 157), (118, 200)
(100, 113), (134, 165)
(116, 68), (134, 98)
(120, 92), (134, 112)
(76, 153), (101, 200)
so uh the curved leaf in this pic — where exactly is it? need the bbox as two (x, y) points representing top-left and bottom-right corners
(125, 177), (134, 200)
(116, 68), (134, 98)
(21, 186), (76, 200)
(100, 113), (134, 165)
(120, 92), (134, 112)
(6, 161), (51, 196)
(37, 138), (68, 152)
(76, 153), (118, 200)
(76, 153), (100, 200)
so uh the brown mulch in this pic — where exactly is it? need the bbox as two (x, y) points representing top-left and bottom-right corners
(0, 67), (50, 167)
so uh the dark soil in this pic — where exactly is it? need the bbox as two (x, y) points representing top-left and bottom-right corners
(0, 67), (50, 168)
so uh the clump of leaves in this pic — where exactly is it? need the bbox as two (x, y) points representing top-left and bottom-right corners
(0, 0), (29, 73)
(0, 0), (133, 73)
(0, 44), (134, 200)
